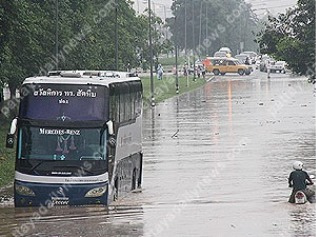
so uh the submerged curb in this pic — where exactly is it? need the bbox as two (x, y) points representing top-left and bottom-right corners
(206, 76), (215, 82)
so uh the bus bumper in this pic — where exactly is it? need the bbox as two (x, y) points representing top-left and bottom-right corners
(14, 180), (108, 207)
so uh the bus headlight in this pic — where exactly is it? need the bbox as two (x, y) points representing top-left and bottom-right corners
(85, 186), (107, 198)
(15, 184), (35, 196)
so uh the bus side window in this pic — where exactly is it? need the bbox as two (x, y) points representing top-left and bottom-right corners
(135, 91), (141, 117)
(110, 95), (115, 121)
(109, 86), (120, 123)
(115, 94), (120, 123)
(124, 93), (131, 121)
(130, 91), (136, 119)
(119, 93), (125, 123)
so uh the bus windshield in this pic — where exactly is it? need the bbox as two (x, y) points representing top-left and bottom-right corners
(19, 84), (108, 121)
(18, 126), (107, 161)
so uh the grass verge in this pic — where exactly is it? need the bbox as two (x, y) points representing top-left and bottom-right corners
(141, 75), (207, 104)
(158, 56), (187, 66)
(0, 117), (15, 187)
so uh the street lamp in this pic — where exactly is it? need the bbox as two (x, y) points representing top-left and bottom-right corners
(142, 0), (169, 107)
(184, 0), (187, 56)
(174, 9), (179, 94)
(147, 0), (155, 106)
(192, 0), (196, 81)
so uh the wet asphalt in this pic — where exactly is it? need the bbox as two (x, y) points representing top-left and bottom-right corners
(0, 69), (315, 237)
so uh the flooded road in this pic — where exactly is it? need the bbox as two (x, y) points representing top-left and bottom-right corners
(1, 70), (315, 237)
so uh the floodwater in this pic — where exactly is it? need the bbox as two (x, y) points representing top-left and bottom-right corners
(1, 70), (315, 237)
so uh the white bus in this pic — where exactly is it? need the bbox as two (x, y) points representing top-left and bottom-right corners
(6, 71), (143, 207)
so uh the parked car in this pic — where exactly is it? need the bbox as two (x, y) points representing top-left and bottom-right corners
(269, 61), (287, 73)
(219, 47), (232, 57)
(241, 51), (258, 64)
(213, 51), (228, 58)
(210, 58), (251, 76)
(234, 54), (250, 64)
(219, 47), (232, 53)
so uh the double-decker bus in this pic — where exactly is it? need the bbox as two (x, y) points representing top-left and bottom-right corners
(6, 71), (143, 207)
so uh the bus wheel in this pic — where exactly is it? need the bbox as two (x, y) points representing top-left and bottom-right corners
(113, 177), (119, 201)
(137, 171), (142, 189)
(132, 169), (137, 190)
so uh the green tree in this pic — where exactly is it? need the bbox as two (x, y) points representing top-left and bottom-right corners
(257, 0), (315, 78)
(0, 0), (62, 97)
(167, 0), (259, 56)
(0, 0), (164, 104)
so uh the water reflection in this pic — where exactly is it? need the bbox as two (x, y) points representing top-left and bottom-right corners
(2, 205), (144, 237)
(141, 75), (315, 236)
(1, 74), (315, 237)
(289, 205), (316, 237)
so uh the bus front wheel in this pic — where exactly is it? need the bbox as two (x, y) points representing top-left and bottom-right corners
(113, 177), (119, 201)
(132, 169), (137, 190)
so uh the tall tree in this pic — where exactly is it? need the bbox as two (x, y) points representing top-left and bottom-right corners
(257, 0), (315, 78)
(0, 0), (162, 101)
(167, 0), (259, 57)
(0, 1), (49, 97)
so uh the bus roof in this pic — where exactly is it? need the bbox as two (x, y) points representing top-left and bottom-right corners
(22, 70), (141, 86)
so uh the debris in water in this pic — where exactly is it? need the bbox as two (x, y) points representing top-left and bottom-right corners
(171, 129), (179, 138)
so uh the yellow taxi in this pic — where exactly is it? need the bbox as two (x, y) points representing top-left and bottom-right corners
(203, 57), (251, 76)
(202, 57), (222, 73)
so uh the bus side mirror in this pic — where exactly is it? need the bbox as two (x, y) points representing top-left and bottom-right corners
(6, 118), (18, 148)
(6, 134), (15, 148)
(106, 120), (114, 135)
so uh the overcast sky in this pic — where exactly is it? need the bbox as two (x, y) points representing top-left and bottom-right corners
(133, 0), (298, 18)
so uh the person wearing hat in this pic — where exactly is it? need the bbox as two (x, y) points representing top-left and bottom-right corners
(288, 161), (314, 203)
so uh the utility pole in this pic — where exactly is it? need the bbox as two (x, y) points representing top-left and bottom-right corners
(55, 0), (59, 71)
(192, 1), (196, 81)
(148, 0), (155, 106)
(205, 3), (208, 56)
(184, 0), (188, 87)
(184, 0), (187, 57)
(199, 1), (203, 59)
(115, 0), (119, 70)
(175, 9), (179, 94)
